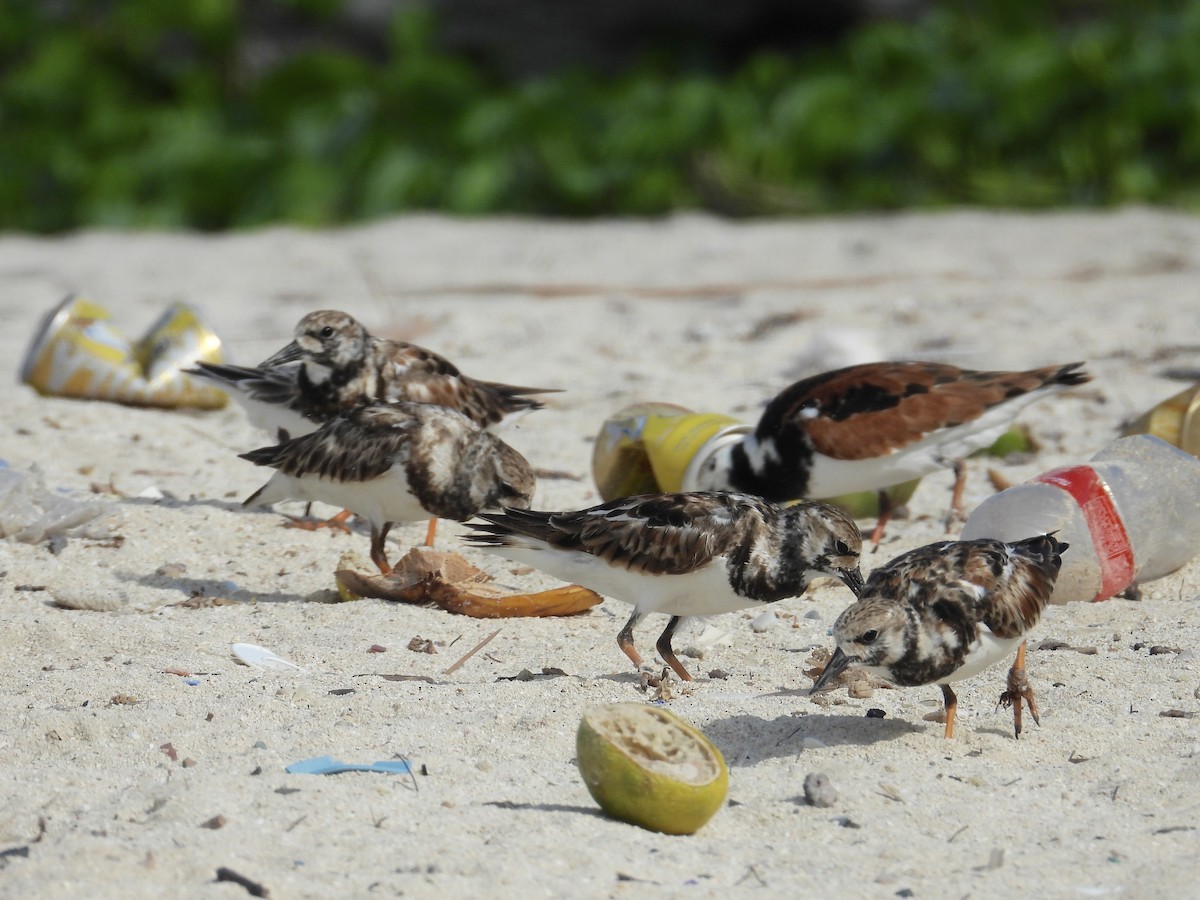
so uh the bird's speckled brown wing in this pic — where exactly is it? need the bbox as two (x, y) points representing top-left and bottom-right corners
(971, 535), (1064, 638)
(239, 404), (422, 483)
(472, 492), (768, 575)
(866, 535), (1063, 639)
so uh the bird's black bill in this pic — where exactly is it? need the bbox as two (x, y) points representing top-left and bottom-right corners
(840, 567), (865, 597)
(260, 340), (303, 368)
(810, 647), (852, 695)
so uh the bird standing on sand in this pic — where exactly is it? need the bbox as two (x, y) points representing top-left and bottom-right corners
(467, 491), (864, 681)
(811, 533), (1068, 738)
(240, 402), (535, 574)
(689, 361), (1091, 542)
(191, 309), (554, 538)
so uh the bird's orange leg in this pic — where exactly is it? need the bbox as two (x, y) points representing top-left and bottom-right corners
(998, 640), (1039, 738)
(945, 460), (967, 532)
(369, 524), (394, 575)
(868, 490), (892, 552)
(617, 610), (647, 673)
(655, 616), (694, 682)
(941, 684), (958, 739)
(424, 517), (438, 547)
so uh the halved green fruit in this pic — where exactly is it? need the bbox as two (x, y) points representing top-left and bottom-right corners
(576, 703), (729, 835)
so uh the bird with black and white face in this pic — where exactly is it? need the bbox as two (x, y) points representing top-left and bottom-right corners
(255, 309), (556, 430)
(466, 490), (864, 682)
(811, 533), (1068, 739)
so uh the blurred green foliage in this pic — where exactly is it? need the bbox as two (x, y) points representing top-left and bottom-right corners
(2, 0), (1199, 231)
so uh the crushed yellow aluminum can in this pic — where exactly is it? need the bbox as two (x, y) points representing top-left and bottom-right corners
(20, 295), (226, 409)
(1122, 383), (1200, 457)
(592, 403), (743, 499)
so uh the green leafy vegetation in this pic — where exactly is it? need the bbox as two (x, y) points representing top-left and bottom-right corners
(2, 1), (1199, 231)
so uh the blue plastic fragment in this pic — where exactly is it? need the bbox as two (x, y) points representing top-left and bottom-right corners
(184, 677), (201, 686)
(285, 755), (412, 776)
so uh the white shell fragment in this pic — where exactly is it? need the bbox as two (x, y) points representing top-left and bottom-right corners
(231, 642), (304, 672)
(750, 609), (778, 633)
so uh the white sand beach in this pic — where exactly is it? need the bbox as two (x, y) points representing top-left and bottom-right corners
(1, 209), (1198, 898)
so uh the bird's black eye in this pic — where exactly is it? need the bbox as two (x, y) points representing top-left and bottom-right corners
(835, 540), (851, 556)
(320, 325), (335, 338)
(860, 629), (879, 645)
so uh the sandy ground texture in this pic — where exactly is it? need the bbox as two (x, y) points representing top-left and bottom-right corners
(1, 209), (1199, 899)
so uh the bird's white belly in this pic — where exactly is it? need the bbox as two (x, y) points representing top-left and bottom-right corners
(806, 447), (942, 497)
(805, 411), (1019, 497)
(258, 467), (426, 528)
(936, 626), (1025, 684)
(480, 546), (760, 617)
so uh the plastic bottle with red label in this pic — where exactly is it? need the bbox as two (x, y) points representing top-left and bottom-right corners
(960, 434), (1200, 603)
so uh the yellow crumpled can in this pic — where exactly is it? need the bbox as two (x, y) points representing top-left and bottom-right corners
(20, 295), (226, 409)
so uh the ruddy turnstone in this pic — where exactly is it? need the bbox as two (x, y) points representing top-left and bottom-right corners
(689, 361), (1091, 542)
(811, 533), (1068, 738)
(466, 491), (864, 681)
(240, 402), (535, 574)
(256, 309), (555, 430)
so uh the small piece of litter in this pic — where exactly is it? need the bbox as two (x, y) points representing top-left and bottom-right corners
(285, 755), (413, 776)
(230, 643), (304, 672)
(0, 464), (119, 542)
(215, 866), (269, 897)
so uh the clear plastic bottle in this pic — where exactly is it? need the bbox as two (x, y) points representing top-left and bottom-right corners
(960, 434), (1200, 603)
